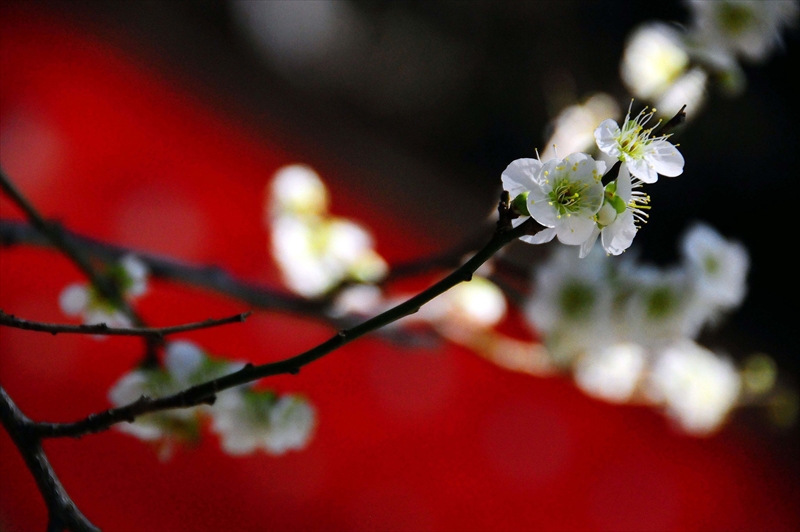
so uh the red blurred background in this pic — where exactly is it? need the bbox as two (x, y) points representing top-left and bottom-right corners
(2, 2), (799, 531)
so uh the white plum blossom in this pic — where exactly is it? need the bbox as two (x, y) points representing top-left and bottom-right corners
(540, 93), (621, 161)
(680, 221), (749, 310)
(580, 164), (650, 258)
(211, 389), (316, 456)
(108, 340), (246, 459)
(621, 23), (691, 101)
(525, 246), (615, 365)
(574, 342), (647, 403)
(524, 152), (606, 247)
(595, 104), (685, 183)
(59, 254), (149, 329)
(267, 164), (389, 298)
(686, 0), (799, 63)
(647, 340), (742, 435)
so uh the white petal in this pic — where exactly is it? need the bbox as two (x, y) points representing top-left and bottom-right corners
(648, 140), (685, 177)
(602, 210), (638, 255)
(59, 284), (89, 316)
(165, 341), (205, 384)
(501, 158), (542, 196)
(594, 119), (622, 157)
(520, 227), (556, 245)
(579, 226), (601, 258)
(529, 201), (558, 228)
(626, 158), (658, 183)
(556, 216), (596, 246)
(615, 165), (632, 202)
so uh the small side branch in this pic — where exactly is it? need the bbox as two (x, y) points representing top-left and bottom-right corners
(0, 387), (100, 532)
(0, 309), (251, 339)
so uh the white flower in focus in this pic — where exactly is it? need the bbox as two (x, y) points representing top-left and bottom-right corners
(681, 222), (749, 310)
(525, 153), (606, 247)
(269, 164), (329, 217)
(621, 23), (691, 101)
(575, 342), (647, 403)
(647, 340), (741, 435)
(595, 104), (685, 184)
(580, 165), (650, 258)
(686, 0), (799, 63)
(211, 389), (316, 456)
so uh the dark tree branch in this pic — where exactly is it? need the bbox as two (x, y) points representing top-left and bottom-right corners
(33, 216), (539, 440)
(0, 309), (251, 339)
(0, 169), (144, 328)
(0, 387), (100, 532)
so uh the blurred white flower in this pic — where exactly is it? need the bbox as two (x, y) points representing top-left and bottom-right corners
(422, 276), (507, 333)
(211, 389), (316, 456)
(525, 152), (606, 247)
(680, 221), (749, 310)
(624, 265), (697, 347)
(525, 246), (614, 364)
(647, 340), (741, 435)
(58, 254), (149, 329)
(621, 23), (690, 101)
(108, 340), (246, 458)
(268, 164), (329, 218)
(541, 93), (621, 160)
(267, 164), (388, 298)
(595, 105), (684, 183)
(574, 342), (647, 403)
(686, 0), (799, 63)
(655, 67), (709, 120)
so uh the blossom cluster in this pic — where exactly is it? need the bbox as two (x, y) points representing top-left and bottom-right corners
(621, 0), (798, 116)
(524, 222), (750, 435)
(59, 254), (148, 329)
(267, 164), (388, 298)
(108, 340), (315, 459)
(504, 104), (683, 258)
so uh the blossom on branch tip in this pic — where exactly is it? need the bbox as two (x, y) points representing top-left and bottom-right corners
(595, 104), (684, 183)
(58, 254), (149, 330)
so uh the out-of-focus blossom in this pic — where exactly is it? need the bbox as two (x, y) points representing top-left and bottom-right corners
(624, 265), (698, 347)
(267, 164), (388, 298)
(595, 104), (684, 183)
(686, 0), (799, 63)
(574, 342), (647, 403)
(621, 23), (691, 102)
(654, 67), (709, 119)
(680, 221), (749, 310)
(541, 93), (621, 160)
(525, 246), (614, 365)
(211, 389), (316, 456)
(269, 164), (329, 217)
(59, 254), (149, 329)
(647, 340), (741, 435)
(108, 340), (246, 459)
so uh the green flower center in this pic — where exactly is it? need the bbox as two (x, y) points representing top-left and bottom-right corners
(549, 178), (592, 217)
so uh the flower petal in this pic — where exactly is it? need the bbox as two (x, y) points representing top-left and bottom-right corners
(580, 226), (601, 258)
(594, 119), (622, 157)
(501, 158), (543, 196)
(648, 140), (685, 177)
(626, 158), (658, 183)
(602, 210), (638, 255)
(557, 216), (596, 245)
(520, 227), (556, 245)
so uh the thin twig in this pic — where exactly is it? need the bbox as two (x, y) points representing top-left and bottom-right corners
(0, 387), (100, 532)
(0, 309), (251, 338)
(0, 219), (331, 319)
(33, 217), (539, 439)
